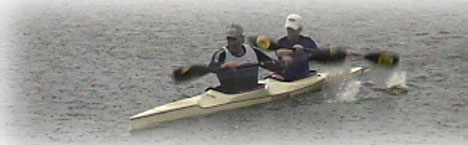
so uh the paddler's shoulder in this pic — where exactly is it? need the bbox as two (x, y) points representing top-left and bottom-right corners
(299, 35), (314, 40)
(277, 36), (288, 42)
(277, 35), (314, 41)
(211, 48), (226, 62)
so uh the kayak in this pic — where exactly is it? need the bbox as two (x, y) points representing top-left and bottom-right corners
(129, 67), (363, 131)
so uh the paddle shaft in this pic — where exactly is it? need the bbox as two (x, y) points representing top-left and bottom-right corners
(286, 47), (348, 62)
(251, 35), (398, 66)
(296, 47), (398, 66)
(210, 63), (261, 73)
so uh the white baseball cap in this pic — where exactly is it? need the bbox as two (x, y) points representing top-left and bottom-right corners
(284, 14), (302, 30)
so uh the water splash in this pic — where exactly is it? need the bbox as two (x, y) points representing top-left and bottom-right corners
(369, 70), (409, 95)
(321, 66), (363, 104)
(380, 71), (409, 95)
(336, 80), (362, 103)
(386, 71), (407, 89)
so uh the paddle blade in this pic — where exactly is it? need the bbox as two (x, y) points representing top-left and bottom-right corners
(172, 65), (213, 82)
(364, 51), (400, 67)
(247, 35), (279, 51)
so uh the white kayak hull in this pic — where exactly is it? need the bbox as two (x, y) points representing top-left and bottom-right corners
(129, 67), (363, 131)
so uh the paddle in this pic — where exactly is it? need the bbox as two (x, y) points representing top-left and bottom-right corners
(306, 45), (400, 67)
(247, 35), (400, 67)
(172, 60), (285, 82)
(174, 35), (399, 82)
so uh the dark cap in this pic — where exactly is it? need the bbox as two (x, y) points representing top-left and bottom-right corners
(225, 24), (244, 38)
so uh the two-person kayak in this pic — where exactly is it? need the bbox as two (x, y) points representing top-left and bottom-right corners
(129, 67), (363, 131)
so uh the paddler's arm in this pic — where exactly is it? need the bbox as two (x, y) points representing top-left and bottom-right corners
(277, 36), (318, 54)
(208, 50), (226, 69)
(276, 36), (318, 63)
(276, 48), (293, 56)
(209, 50), (240, 70)
(275, 49), (293, 67)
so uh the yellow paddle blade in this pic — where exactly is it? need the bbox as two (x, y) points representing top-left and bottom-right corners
(377, 52), (395, 66)
(256, 35), (271, 50)
(364, 51), (400, 67)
